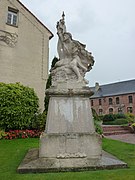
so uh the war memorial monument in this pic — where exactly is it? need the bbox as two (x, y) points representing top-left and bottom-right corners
(18, 13), (127, 173)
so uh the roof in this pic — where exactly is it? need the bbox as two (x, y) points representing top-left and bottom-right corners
(91, 79), (135, 98)
(17, 0), (53, 39)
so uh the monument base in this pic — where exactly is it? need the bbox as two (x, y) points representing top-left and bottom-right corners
(17, 148), (127, 173)
(17, 86), (127, 173)
(39, 132), (101, 160)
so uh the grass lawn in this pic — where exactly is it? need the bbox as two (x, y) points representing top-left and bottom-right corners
(0, 138), (135, 180)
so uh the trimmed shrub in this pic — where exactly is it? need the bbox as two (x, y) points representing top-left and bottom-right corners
(102, 114), (115, 122)
(103, 118), (128, 125)
(102, 113), (131, 125)
(0, 82), (39, 131)
(115, 113), (126, 119)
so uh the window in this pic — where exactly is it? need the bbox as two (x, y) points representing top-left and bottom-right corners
(99, 109), (103, 115)
(118, 107), (122, 114)
(127, 107), (133, 113)
(109, 108), (113, 114)
(91, 100), (93, 106)
(116, 97), (119, 104)
(109, 98), (113, 105)
(99, 99), (102, 105)
(128, 96), (133, 104)
(7, 7), (18, 26)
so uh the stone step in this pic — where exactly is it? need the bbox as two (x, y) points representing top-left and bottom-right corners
(102, 125), (132, 136)
(102, 125), (129, 131)
(103, 130), (131, 136)
(102, 125), (130, 132)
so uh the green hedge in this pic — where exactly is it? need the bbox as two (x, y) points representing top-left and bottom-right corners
(0, 82), (39, 131)
(115, 113), (126, 119)
(102, 114), (115, 122)
(103, 118), (128, 125)
(102, 113), (127, 122)
(102, 113), (135, 125)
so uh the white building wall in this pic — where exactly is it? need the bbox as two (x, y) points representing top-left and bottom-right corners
(0, 0), (53, 111)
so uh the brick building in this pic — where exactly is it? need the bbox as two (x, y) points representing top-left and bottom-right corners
(90, 79), (135, 115)
(0, 0), (53, 111)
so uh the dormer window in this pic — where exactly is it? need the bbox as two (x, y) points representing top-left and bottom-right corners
(7, 7), (18, 26)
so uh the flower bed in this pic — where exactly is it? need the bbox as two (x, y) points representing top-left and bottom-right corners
(3, 130), (42, 140)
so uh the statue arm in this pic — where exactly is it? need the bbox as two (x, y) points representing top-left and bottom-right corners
(56, 22), (65, 41)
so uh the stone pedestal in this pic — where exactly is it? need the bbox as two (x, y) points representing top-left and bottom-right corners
(17, 85), (127, 173)
(39, 86), (102, 167)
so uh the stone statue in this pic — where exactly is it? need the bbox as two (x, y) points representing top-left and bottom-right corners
(51, 12), (94, 86)
(17, 13), (127, 173)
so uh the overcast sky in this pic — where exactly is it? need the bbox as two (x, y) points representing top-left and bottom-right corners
(21, 0), (135, 87)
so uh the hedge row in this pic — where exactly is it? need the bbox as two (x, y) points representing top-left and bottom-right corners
(103, 118), (128, 125)
(100, 113), (135, 125)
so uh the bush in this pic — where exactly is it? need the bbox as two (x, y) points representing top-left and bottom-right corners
(92, 108), (103, 134)
(0, 130), (7, 139)
(102, 114), (115, 122)
(115, 113), (126, 119)
(102, 113), (131, 125)
(125, 113), (135, 124)
(131, 123), (135, 133)
(30, 111), (46, 131)
(103, 118), (128, 125)
(99, 115), (104, 121)
(0, 82), (39, 131)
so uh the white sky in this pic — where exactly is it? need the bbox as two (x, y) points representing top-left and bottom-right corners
(20, 0), (135, 86)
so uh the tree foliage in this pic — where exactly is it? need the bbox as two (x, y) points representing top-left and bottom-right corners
(44, 57), (59, 112)
(0, 82), (39, 131)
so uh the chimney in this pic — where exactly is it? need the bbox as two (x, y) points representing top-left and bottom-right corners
(95, 82), (100, 92)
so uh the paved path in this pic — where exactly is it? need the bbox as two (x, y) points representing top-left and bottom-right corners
(105, 133), (135, 144)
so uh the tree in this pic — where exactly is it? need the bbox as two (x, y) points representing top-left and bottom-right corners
(44, 57), (59, 112)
